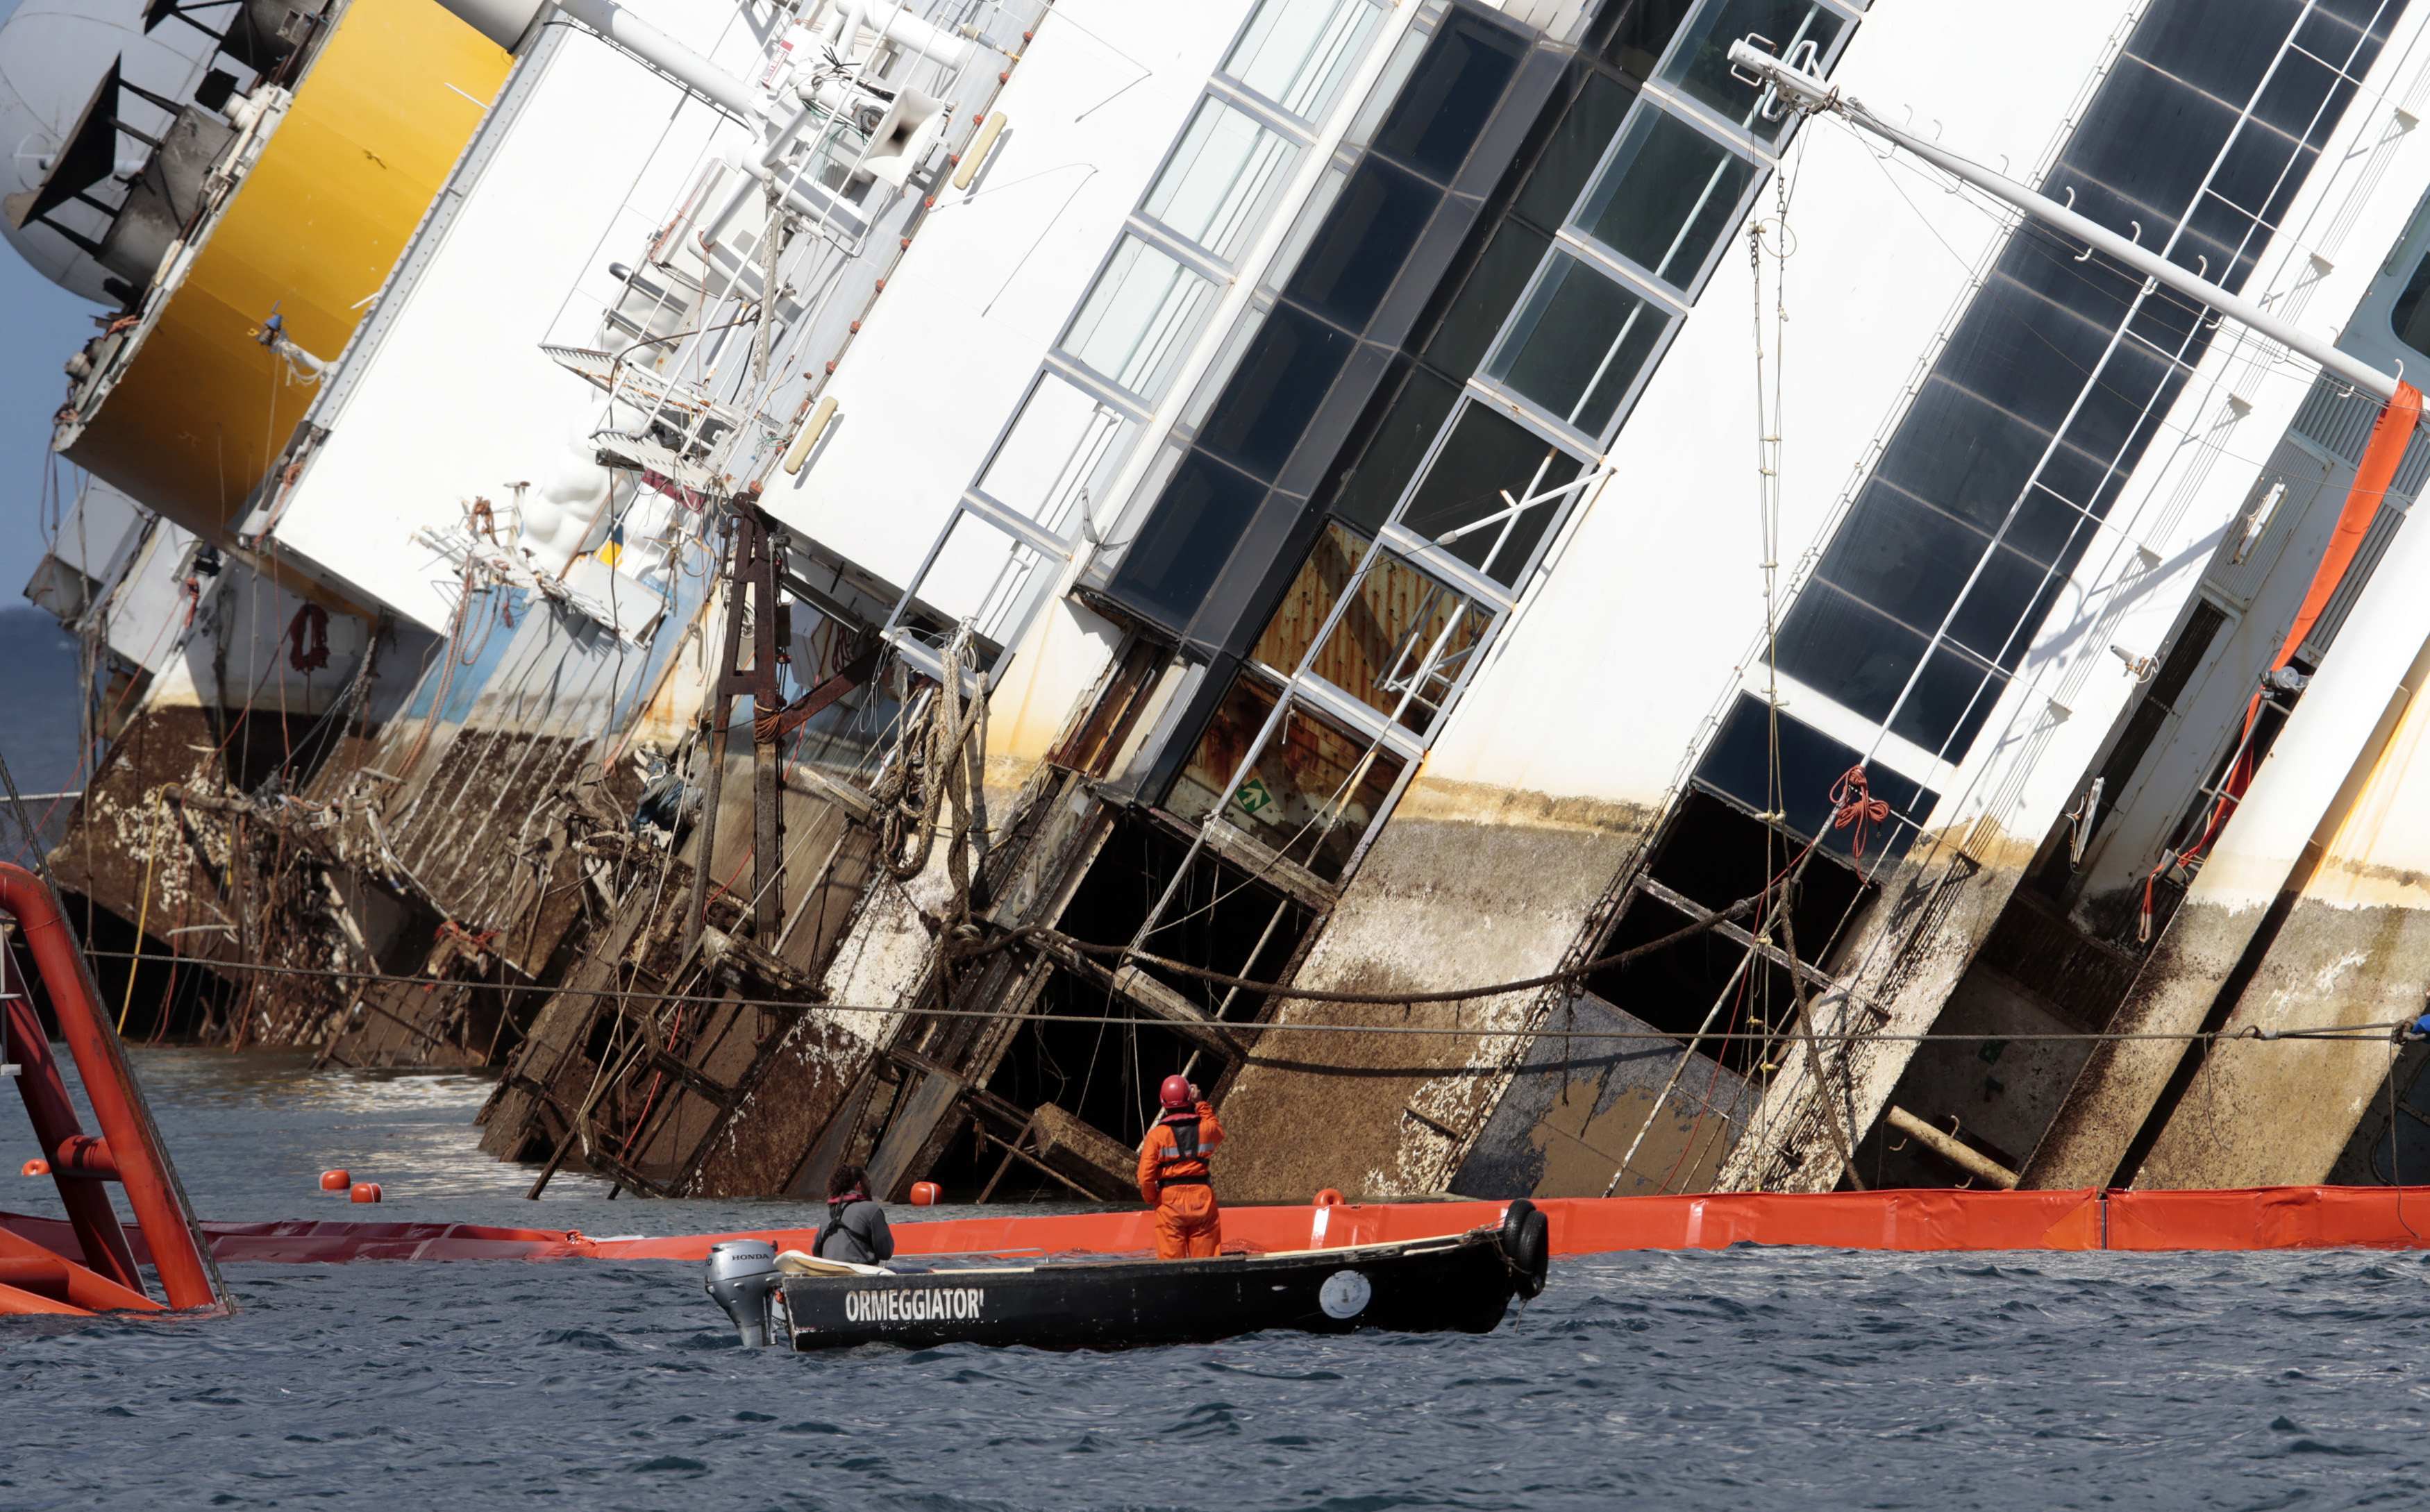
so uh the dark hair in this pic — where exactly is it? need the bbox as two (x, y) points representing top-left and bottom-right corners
(828, 1164), (868, 1202)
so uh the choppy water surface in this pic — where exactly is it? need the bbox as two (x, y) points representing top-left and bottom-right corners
(6, 1051), (2430, 1510)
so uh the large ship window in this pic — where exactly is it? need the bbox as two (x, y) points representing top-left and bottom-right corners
(1396, 402), (1591, 585)
(973, 373), (1138, 539)
(1142, 98), (1306, 266)
(1252, 523), (1491, 732)
(1224, 0), (1387, 124)
(1165, 674), (1403, 881)
(1486, 250), (1674, 439)
(1597, 0), (1696, 83)
(1252, 521), (1373, 677)
(1664, 0), (1848, 145)
(1573, 108), (1759, 290)
(1059, 236), (1221, 404)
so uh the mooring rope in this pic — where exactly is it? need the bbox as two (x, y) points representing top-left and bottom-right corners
(58, 944), (2414, 1048)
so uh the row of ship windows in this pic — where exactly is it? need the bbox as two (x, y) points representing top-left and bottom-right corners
(1770, 0), (2400, 776)
(888, 0), (1396, 662)
(893, 0), (1870, 888)
(1147, 0), (2405, 892)
(879, 0), (2404, 911)
(1114, 0), (1867, 880)
(923, 0), (1851, 661)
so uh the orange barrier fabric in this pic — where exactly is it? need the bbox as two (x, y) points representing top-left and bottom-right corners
(17, 1187), (2430, 1269)
(2272, 380), (2422, 666)
(2100, 1187), (2430, 1251)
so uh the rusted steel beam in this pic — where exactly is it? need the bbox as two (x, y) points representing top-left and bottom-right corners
(755, 644), (882, 745)
(646, 1046), (737, 1106)
(1885, 1106), (2018, 1191)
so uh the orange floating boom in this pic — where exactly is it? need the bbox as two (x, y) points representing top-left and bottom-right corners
(17, 1186), (2430, 1269)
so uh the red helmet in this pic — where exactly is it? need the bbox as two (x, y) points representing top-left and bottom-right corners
(1159, 1074), (1195, 1109)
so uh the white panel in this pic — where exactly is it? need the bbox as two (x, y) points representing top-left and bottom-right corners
(761, 0), (1255, 592)
(975, 371), (1137, 537)
(103, 518), (195, 674)
(51, 479), (146, 581)
(262, 19), (752, 630)
(918, 510), (1055, 645)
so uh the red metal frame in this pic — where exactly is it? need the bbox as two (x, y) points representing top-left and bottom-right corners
(2, 862), (224, 1316)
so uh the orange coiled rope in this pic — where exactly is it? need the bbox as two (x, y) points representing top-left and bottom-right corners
(1828, 764), (1891, 859)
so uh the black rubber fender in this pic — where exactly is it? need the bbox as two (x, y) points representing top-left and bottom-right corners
(1500, 1200), (1550, 1298)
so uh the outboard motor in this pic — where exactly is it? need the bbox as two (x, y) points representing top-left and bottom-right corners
(703, 1239), (781, 1346)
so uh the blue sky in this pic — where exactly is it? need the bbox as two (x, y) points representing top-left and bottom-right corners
(0, 0), (109, 599)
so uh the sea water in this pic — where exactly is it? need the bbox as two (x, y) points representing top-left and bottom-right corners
(4, 1048), (2429, 1511)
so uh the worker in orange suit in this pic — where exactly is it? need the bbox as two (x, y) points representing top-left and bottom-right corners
(1138, 1074), (1223, 1259)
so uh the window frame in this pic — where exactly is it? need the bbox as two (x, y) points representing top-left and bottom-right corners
(1641, 0), (1863, 155)
(1475, 241), (1687, 449)
(1216, 0), (1395, 129)
(1053, 230), (1232, 406)
(1137, 89), (1318, 271)
(1561, 98), (1767, 303)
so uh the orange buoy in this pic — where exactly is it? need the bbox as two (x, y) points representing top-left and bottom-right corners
(908, 1181), (941, 1207)
(319, 1168), (350, 1191)
(349, 1182), (382, 1204)
(20, 1158), (48, 1177)
(1314, 1188), (1345, 1208)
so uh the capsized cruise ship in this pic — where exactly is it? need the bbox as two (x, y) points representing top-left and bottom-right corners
(12, 0), (2430, 1204)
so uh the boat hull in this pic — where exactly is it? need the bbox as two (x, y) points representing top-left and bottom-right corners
(776, 1227), (1530, 1352)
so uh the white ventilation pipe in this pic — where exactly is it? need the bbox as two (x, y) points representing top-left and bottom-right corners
(819, 0), (975, 74)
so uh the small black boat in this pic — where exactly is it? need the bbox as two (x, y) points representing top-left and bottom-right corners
(703, 1202), (1550, 1352)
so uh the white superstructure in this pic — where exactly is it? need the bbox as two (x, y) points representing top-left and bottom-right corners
(22, 0), (2430, 1204)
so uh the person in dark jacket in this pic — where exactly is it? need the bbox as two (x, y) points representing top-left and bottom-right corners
(814, 1164), (896, 1266)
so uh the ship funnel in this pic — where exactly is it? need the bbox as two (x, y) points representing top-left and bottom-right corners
(703, 1239), (782, 1347)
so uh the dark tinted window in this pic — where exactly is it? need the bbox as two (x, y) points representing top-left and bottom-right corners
(1514, 70), (1636, 231)
(1368, 9), (1527, 181)
(1400, 403), (1589, 583)
(1775, 584), (1927, 728)
(1325, 364), (1461, 533)
(1665, 0), (1845, 143)
(1892, 645), (2002, 756)
(2395, 250), (2430, 357)
(1579, 109), (1756, 284)
(1196, 304), (1356, 480)
(1283, 156), (1440, 329)
(1697, 694), (1937, 859)
(1423, 219), (1549, 376)
(1597, 0), (1694, 81)
(1107, 455), (1268, 628)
